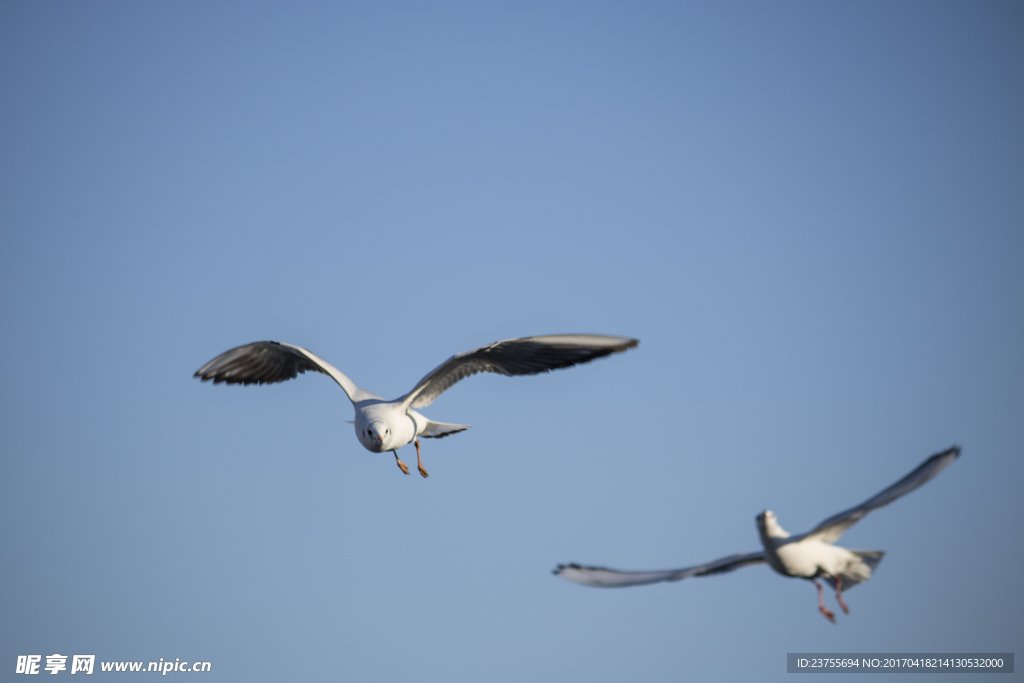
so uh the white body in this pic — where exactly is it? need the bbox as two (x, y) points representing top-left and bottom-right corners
(354, 398), (432, 453)
(758, 511), (878, 586)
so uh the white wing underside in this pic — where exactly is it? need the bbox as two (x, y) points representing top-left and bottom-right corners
(288, 344), (380, 402)
(554, 551), (767, 588)
(801, 446), (961, 543)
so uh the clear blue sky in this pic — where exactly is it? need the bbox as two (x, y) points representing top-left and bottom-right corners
(1, 2), (1021, 681)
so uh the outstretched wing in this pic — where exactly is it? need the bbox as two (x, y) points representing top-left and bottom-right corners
(399, 334), (638, 410)
(803, 446), (961, 544)
(553, 551), (766, 588)
(194, 341), (369, 403)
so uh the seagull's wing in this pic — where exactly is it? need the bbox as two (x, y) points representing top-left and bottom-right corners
(553, 551), (766, 588)
(194, 341), (369, 403)
(803, 446), (961, 544)
(399, 334), (638, 409)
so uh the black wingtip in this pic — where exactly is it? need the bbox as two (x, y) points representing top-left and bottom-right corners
(921, 445), (961, 464)
(914, 445), (962, 478)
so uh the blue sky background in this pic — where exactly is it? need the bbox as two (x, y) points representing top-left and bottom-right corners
(1, 2), (1022, 681)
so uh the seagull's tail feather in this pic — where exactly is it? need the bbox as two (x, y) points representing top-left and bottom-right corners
(419, 421), (472, 439)
(824, 550), (885, 591)
(854, 549), (885, 572)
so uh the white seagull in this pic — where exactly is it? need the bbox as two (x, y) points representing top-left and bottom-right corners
(195, 334), (638, 477)
(555, 446), (960, 622)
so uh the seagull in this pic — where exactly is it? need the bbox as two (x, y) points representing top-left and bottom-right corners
(554, 446), (960, 622)
(194, 334), (638, 478)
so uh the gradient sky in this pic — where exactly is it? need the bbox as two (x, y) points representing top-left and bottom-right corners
(1, 2), (1022, 681)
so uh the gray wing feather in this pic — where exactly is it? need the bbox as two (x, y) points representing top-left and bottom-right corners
(553, 551), (766, 588)
(194, 341), (363, 402)
(804, 446), (961, 543)
(401, 334), (638, 409)
(194, 342), (323, 385)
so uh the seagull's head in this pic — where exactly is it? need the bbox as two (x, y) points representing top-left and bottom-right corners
(756, 510), (790, 538)
(360, 420), (392, 452)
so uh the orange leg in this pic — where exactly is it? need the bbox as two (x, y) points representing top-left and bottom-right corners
(835, 576), (849, 614)
(814, 580), (836, 623)
(414, 438), (428, 478)
(392, 450), (410, 475)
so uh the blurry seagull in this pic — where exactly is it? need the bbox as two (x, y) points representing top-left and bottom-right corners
(195, 334), (638, 478)
(555, 446), (960, 622)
